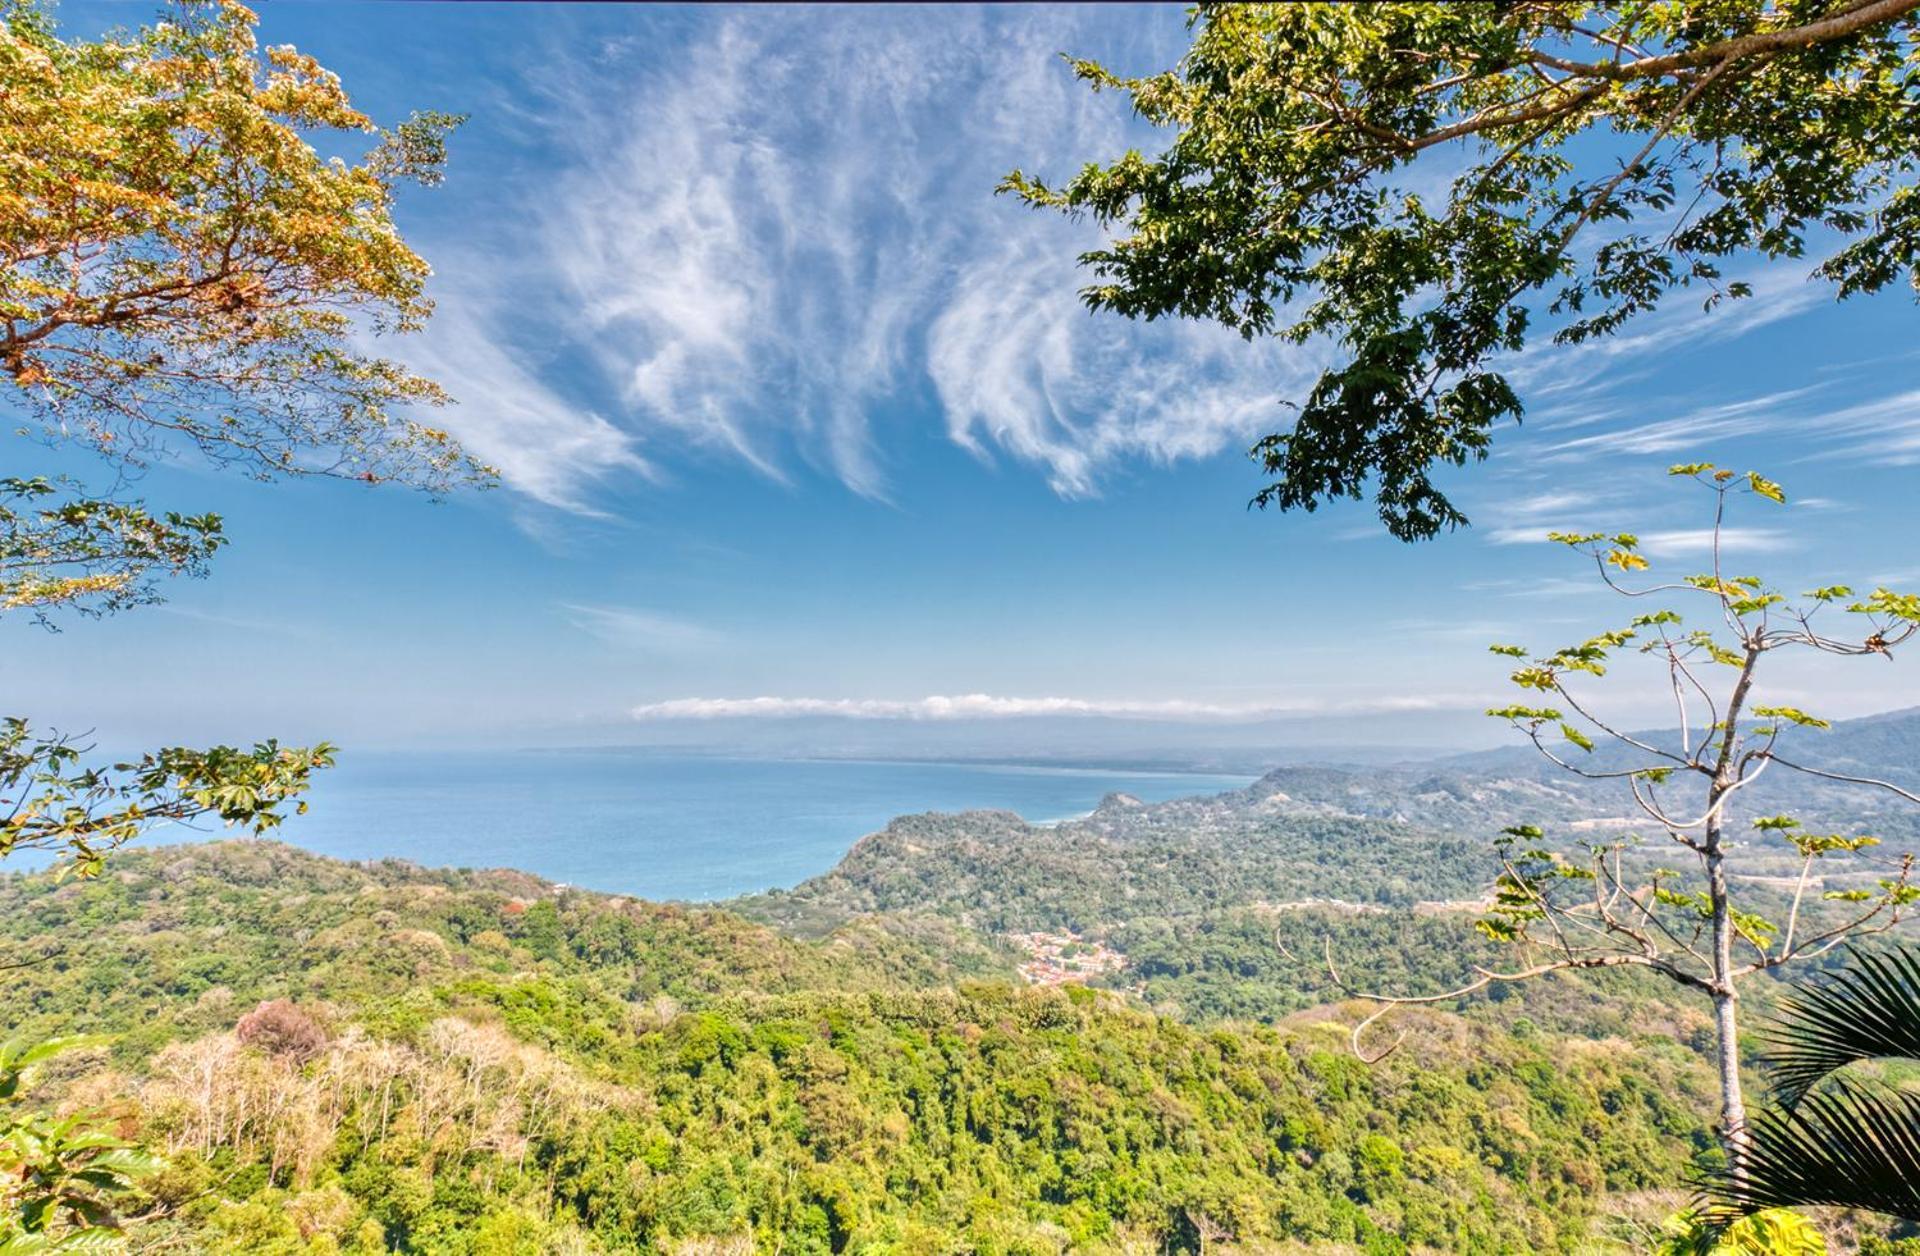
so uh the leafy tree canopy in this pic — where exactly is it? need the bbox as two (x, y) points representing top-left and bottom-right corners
(1005, 1), (1920, 538)
(1, 0), (487, 495)
(1, 475), (222, 622)
(1, 718), (332, 879)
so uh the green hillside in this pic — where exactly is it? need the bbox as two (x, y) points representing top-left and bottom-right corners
(0, 842), (1723, 1253)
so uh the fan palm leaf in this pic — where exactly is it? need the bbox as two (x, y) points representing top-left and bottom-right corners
(1701, 945), (1920, 1224)
(1758, 947), (1920, 1110)
(1707, 1083), (1920, 1219)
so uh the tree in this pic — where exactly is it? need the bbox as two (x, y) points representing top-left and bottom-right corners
(1338, 465), (1918, 1180)
(0, 0), (488, 873)
(1003, 2), (1920, 539)
(1, 477), (223, 623)
(1, 0), (484, 503)
(1705, 946), (1920, 1223)
(1, 717), (330, 879)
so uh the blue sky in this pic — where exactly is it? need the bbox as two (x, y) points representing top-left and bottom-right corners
(5, 2), (1919, 756)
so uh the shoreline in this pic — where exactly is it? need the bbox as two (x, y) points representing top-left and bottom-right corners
(8, 757), (1259, 904)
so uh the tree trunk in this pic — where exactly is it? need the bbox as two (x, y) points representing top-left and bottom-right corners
(1704, 645), (1761, 1176)
(1705, 818), (1749, 1176)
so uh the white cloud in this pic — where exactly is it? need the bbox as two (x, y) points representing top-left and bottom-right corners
(1514, 266), (1831, 407)
(438, 7), (1316, 510)
(1483, 526), (1568, 546)
(1464, 487), (1607, 542)
(629, 692), (1462, 721)
(1636, 528), (1797, 558)
(414, 10), (1896, 519)
(1498, 490), (1595, 520)
(925, 234), (1315, 494)
(1535, 386), (1821, 459)
(1463, 575), (1611, 600)
(1798, 388), (1920, 464)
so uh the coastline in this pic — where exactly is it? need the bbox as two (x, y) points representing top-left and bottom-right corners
(43, 752), (1259, 904)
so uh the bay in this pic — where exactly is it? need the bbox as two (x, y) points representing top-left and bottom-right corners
(199, 750), (1253, 901)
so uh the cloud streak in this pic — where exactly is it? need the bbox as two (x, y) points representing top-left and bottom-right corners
(392, 293), (652, 513)
(422, 8), (1317, 513)
(1482, 524), (1795, 555)
(417, 9), (1903, 523)
(562, 604), (719, 651)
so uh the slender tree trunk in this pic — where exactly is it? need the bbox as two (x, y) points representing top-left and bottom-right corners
(1705, 811), (1749, 1176)
(1703, 646), (1762, 1177)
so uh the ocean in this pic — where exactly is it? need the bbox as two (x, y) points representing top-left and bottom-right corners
(170, 750), (1254, 901)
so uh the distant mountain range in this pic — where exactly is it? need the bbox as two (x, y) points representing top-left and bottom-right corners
(562, 702), (1920, 789)
(551, 707), (1505, 770)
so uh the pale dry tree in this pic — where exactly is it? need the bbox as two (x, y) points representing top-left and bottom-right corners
(1336, 465), (1919, 1177)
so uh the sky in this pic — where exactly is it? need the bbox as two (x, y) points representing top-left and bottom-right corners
(5, 2), (1920, 759)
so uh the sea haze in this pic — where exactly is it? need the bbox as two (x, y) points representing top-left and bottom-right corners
(223, 750), (1255, 900)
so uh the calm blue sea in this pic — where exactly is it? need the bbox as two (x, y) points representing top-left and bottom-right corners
(145, 751), (1253, 901)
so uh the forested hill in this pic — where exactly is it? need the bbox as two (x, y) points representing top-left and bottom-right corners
(1426, 703), (1920, 825)
(732, 705), (1920, 1024)
(736, 805), (1485, 937)
(0, 841), (1719, 1252)
(0, 841), (1009, 1055)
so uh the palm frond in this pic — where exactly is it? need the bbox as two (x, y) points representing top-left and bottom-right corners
(1703, 1082), (1920, 1222)
(1759, 946), (1920, 1109)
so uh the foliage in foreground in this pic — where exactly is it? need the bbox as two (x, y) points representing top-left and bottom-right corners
(1, 719), (333, 878)
(1008, 2), (1920, 538)
(1, 0), (489, 878)
(1, 1036), (162, 1249)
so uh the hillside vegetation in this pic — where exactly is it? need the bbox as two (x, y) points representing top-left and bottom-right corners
(0, 842), (1725, 1253)
(735, 711), (1919, 1026)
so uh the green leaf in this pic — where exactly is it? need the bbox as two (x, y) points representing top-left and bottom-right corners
(1485, 705), (1563, 723)
(1752, 706), (1831, 730)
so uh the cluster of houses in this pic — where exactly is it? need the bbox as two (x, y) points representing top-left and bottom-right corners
(1009, 930), (1125, 987)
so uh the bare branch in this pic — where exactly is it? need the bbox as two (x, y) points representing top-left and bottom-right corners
(1761, 755), (1920, 806)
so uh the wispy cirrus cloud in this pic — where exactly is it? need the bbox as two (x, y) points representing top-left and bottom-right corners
(562, 604), (719, 652)
(926, 235), (1316, 496)
(1514, 266), (1833, 410)
(629, 692), (1465, 721)
(1482, 524), (1795, 555)
(393, 294), (651, 513)
(417, 9), (1896, 523)
(1528, 383), (1920, 473)
(419, 7), (1316, 514)
(1463, 575), (1613, 600)
(1535, 386), (1821, 459)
